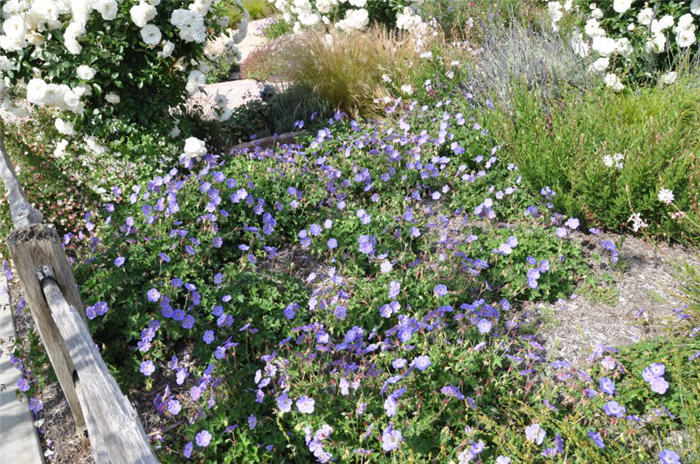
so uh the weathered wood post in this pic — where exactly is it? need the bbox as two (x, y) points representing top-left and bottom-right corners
(38, 265), (159, 464)
(7, 224), (87, 433)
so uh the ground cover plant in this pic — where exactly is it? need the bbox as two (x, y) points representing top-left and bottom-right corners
(58, 91), (697, 462)
(1, 1), (698, 463)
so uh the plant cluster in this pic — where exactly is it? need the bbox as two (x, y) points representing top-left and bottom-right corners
(0, 0), (245, 137)
(50, 87), (695, 463)
(270, 0), (425, 33)
(546, 0), (700, 88)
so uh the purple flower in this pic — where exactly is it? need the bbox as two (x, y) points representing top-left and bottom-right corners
(277, 393), (292, 413)
(565, 218), (580, 229)
(643, 363), (666, 382)
(309, 223), (322, 236)
(184, 441), (193, 458)
(658, 449), (681, 464)
(114, 256), (125, 267)
(381, 426), (402, 452)
(327, 238), (338, 249)
(599, 377), (616, 395)
(392, 358), (407, 369)
(411, 355), (431, 371)
(555, 227), (568, 239)
(650, 376), (669, 394)
(146, 288), (161, 302)
(525, 423), (546, 445)
(388, 280), (401, 298)
(203, 330), (215, 344)
(440, 385), (465, 400)
(477, 318), (492, 334)
(139, 360), (155, 376)
(496, 457), (511, 464)
(296, 395), (315, 414)
(588, 430), (604, 449)
(17, 376), (30, 392)
(248, 414), (257, 430)
(195, 430), (212, 447)
(603, 400), (625, 418)
(167, 399), (182, 415)
(28, 397), (43, 415)
(434, 284), (448, 297)
(284, 303), (297, 320)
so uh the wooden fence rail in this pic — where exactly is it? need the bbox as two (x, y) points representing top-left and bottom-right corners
(1, 135), (158, 462)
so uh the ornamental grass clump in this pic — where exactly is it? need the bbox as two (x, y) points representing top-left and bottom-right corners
(276, 26), (422, 118)
(469, 20), (592, 104)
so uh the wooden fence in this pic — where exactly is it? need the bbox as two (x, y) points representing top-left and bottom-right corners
(1, 137), (158, 463)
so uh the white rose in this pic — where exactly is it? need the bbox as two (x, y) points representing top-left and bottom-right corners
(590, 8), (603, 20)
(614, 38), (632, 57)
(185, 69), (206, 94)
(637, 7), (653, 26)
(349, 0), (366, 7)
(130, 2), (157, 28)
(591, 36), (616, 57)
(140, 24), (162, 45)
(161, 41), (175, 58)
(96, 0), (118, 20)
(612, 0), (631, 14)
(26, 78), (48, 104)
(76, 64), (96, 80)
(692, 0), (700, 16)
(105, 92), (120, 104)
(591, 57), (609, 72)
(604, 73), (623, 92)
(645, 33), (666, 54)
(3, 15), (25, 41)
(677, 13), (694, 31)
(170, 9), (192, 27)
(660, 72), (677, 85)
(676, 29), (696, 48)
(182, 136), (207, 160)
(55, 118), (76, 136)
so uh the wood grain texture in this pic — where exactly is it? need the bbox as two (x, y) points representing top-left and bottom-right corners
(7, 224), (86, 433)
(40, 270), (158, 464)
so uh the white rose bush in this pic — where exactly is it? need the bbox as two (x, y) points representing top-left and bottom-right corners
(546, 0), (700, 89)
(270, 0), (425, 33)
(0, 0), (247, 137)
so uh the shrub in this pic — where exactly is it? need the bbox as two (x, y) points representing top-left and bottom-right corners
(271, 0), (420, 32)
(545, 0), (700, 88)
(0, 0), (242, 137)
(491, 79), (700, 244)
(421, 0), (544, 41)
(275, 26), (421, 118)
(468, 21), (592, 104)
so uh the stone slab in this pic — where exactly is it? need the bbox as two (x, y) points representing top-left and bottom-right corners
(0, 274), (44, 464)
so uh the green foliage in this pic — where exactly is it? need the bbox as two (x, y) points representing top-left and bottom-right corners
(223, 85), (333, 144)
(491, 80), (700, 244)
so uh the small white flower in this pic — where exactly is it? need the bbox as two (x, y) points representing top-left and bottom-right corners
(658, 188), (674, 205)
(76, 65), (96, 80)
(628, 213), (648, 232)
(604, 73), (624, 92)
(105, 92), (120, 104)
(591, 57), (609, 72)
(55, 118), (75, 136)
(613, 0), (632, 14)
(140, 24), (162, 46)
(692, 0), (700, 16)
(400, 84), (413, 95)
(660, 72), (677, 85)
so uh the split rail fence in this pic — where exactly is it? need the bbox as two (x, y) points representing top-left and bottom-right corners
(1, 136), (158, 464)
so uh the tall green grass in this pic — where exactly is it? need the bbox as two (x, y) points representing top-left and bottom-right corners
(490, 79), (700, 244)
